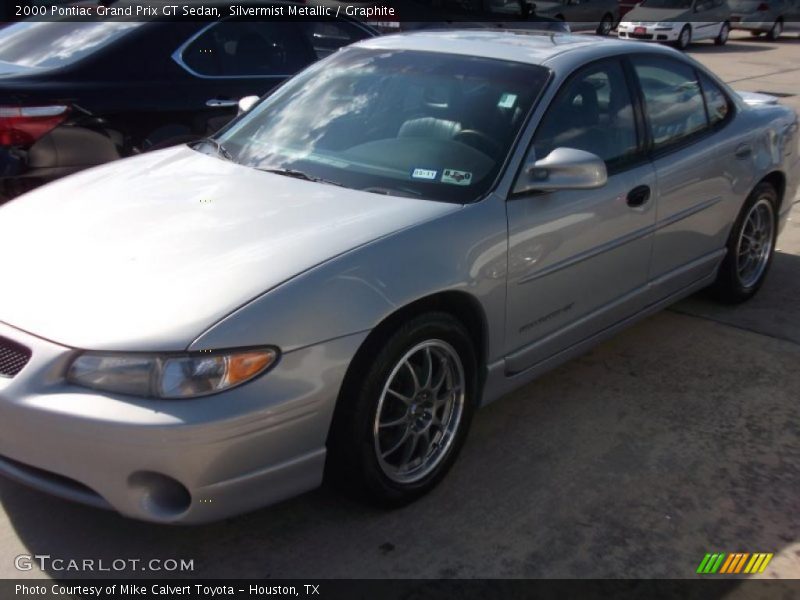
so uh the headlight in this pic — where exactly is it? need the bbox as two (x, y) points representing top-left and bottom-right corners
(67, 348), (278, 399)
(657, 22), (676, 28)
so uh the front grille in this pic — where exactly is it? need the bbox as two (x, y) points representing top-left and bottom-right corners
(0, 336), (31, 377)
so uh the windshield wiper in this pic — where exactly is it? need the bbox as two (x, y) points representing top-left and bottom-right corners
(362, 186), (422, 198)
(258, 167), (344, 188)
(192, 138), (233, 161)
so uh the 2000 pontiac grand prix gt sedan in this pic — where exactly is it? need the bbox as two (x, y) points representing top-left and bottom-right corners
(0, 31), (797, 523)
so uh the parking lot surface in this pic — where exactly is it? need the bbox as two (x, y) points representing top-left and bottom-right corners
(1, 31), (798, 580)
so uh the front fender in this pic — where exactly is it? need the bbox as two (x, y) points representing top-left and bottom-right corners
(188, 194), (509, 363)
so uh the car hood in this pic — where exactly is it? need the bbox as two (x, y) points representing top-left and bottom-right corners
(623, 7), (690, 21)
(0, 146), (460, 351)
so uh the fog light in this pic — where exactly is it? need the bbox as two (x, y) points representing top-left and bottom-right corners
(128, 471), (191, 518)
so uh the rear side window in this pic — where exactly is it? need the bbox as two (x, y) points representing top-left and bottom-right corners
(181, 21), (319, 77)
(301, 22), (370, 59)
(181, 20), (367, 77)
(699, 72), (732, 126)
(632, 56), (708, 150)
(0, 22), (140, 69)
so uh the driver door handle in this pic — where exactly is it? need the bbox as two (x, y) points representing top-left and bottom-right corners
(627, 185), (651, 208)
(206, 98), (238, 108)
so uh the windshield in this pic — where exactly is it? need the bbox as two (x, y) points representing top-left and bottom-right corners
(640, 0), (694, 8)
(215, 47), (550, 203)
(0, 22), (141, 69)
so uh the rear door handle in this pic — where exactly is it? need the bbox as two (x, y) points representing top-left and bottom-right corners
(735, 143), (753, 159)
(205, 98), (238, 108)
(627, 185), (650, 208)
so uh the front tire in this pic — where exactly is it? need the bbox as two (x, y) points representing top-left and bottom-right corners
(676, 25), (692, 50)
(327, 312), (477, 506)
(711, 183), (778, 304)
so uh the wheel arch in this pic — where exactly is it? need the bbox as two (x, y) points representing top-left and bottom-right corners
(759, 170), (786, 210)
(330, 290), (489, 429)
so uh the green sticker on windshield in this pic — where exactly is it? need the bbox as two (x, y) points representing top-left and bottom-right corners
(442, 169), (473, 186)
(498, 93), (517, 109)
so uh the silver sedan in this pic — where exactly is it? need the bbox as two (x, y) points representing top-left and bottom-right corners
(0, 31), (797, 523)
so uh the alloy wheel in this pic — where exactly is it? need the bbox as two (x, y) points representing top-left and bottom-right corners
(373, 340), (465, 484)
(679, 27), (691, 49)
(735, 197), (775, 289)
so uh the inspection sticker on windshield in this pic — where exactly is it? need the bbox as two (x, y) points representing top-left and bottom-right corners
(441, 169), (473, 186)
(498, 93), (517, 109)
(411, 168), (438, 181)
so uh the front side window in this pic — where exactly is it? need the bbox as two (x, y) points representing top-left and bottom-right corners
(213, 48), (549, 203)
(632, 56), (708, 150)
(181, 21), (317, 77)
(533, 60), (639, 169)
(301, 21), (371, 60)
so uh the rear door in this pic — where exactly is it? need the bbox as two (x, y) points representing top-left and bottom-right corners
(174, 19), (373, 135)
(629, 55), (741, 301)
(691, 0), (725, 39)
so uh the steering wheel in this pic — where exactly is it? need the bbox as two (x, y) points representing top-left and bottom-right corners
(453, 129), (502, 157)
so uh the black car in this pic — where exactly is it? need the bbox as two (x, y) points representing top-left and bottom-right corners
(0, 11), (377, 200)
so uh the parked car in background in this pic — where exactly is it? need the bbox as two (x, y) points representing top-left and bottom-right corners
(0, 7), (377, 200)
(318, 0), (571, 32)
(729, 0), (800, 39)
(618, 0), (732, 49)
(524, 0), (620, 34)
(0, 31), (796, 523)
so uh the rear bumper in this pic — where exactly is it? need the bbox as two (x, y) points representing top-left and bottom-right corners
(730, 16), (776, 31)
(0, 322), (366, 524)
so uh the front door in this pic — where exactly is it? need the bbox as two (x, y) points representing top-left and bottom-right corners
(504, 58), (656, 374)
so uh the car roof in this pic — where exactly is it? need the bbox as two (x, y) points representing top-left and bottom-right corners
(355, 29), (680, 69)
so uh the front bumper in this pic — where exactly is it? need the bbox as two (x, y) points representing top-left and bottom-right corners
(0, 321), (366, 524)
(618, 23), (681, 41)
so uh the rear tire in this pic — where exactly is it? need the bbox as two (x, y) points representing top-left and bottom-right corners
(766, 19), (783, 41)
(715, 22), (730, 45)
(326, 312), (477, 506)
(597, 14), (614, 35)
(711, 183), (778, 304)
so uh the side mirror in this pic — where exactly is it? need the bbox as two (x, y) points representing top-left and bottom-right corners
(513, 147), (607, 194)
(237, 95), (260, 116)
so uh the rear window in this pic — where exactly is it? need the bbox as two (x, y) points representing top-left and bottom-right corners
(0, 22), (141, 69)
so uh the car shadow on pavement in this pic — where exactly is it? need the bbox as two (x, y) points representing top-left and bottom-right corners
(2, 254), (800, 580)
